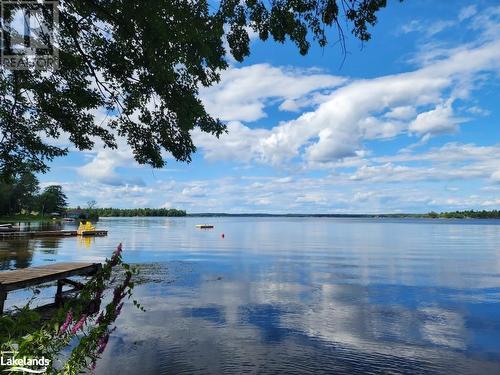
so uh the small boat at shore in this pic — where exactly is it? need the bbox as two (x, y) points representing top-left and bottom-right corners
(195, 224), (214, 229)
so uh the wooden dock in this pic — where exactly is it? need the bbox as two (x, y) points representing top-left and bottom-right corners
(0, 262), (101, 314)
(0, 229), (108, 239)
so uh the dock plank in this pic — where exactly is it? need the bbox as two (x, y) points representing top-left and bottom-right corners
(0, 230), (107, 239)
(0, 262), (100, 292)
(0, 262), (102, 313)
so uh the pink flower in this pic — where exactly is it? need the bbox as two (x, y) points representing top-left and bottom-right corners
(97, 333), (110, 354)
(110, 243), (123, 265)
(112, 285), (126, 304)
(59, 310), (73, 335)
(71, 314), (87, 334)
(114, 243), (122, 257)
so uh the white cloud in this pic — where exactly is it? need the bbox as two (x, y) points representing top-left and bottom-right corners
(408, 101), (464, 135)
(49, 181), (159, 208)
(199, 64), (345, 122)
(379, 143), (500, 164)
(196, 37), (500, 167)
(192, 121), (270, 162)
(401, 4), (478, 37)
(491, 170), (500, 183)
(56, 164), (500, 213)
(384, 106), (417, 120)
(295, 193), (328, 204)
(350, 143), (500, 184)
(427, 20), (456, 36)
(349, 162), (487, 183)
(181, 184), (208, 198)
(77, 147), (142, 186)
(400, 20), (422, 34)
(469, 5), (500, 39)
(400, 18), (455, 37)
(465, 105), (491, 116)
(458, 5), (478, 22)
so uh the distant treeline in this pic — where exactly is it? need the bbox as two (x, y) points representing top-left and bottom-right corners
(426, 210), (500, 219)
(87, 208), (186, 217)
(189, 211), (500, 219)
(189, 213), (426, 218)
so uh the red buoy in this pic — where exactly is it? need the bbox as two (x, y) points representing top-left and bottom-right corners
(221, 233), (225, 238)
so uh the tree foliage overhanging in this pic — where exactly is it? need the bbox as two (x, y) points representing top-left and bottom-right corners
(0, 0), (394, 179)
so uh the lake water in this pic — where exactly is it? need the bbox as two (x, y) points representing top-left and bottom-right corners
(2, 217), (500, 374)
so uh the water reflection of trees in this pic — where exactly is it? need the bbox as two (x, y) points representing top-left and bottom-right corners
(0, 232), (64, 270)
(36, 238), (62, 254)
(0, 240), (35, 270)
(17, 221), (64, 232)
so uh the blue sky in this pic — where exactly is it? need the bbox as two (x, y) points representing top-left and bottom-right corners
(41, 1), (500, 213)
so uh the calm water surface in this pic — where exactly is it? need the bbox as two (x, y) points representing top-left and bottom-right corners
(2, 217), (500, 374)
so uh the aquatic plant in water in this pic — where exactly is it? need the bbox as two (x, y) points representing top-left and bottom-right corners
(0, 243), (144, 374)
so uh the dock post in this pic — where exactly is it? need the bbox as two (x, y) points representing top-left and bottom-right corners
(0, 286), (6, 314)
(55, 279), (63, 306)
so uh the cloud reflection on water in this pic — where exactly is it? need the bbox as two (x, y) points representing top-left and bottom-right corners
(96, 259), (500, 374)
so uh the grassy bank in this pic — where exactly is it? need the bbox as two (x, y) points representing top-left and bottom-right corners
(0, 214), (58, 223)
